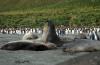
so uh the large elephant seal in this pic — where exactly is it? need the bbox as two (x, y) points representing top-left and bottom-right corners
(62, 39), (100, 52)
(1, 40), (48, 51)
(42, 20), (62, 46)
(1, 20), (60, 51)
(1, 40), (56, 51)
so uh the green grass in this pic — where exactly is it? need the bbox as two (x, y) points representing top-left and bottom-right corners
(0, 0), (100, 28)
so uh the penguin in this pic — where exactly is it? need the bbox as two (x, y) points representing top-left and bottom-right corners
(89, 30), (99, 40)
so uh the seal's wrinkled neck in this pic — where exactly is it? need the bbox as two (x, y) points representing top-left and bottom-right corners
(41, 22), (49, 43)
(41, 20), (61, 44)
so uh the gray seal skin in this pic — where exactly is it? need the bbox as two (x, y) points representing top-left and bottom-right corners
(1, 41), (49, 51)
(1, 40), (56, 51)
(62, 39), (100, 52)
(0, 20), (60, 51)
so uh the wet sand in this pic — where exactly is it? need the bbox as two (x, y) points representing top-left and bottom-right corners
(0, 49), (89, 65)
(57, 51), (100, 65)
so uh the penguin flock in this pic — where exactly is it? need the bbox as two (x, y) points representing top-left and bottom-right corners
(0, 28), (43, 34)
(0, 27), (100, 41)
(58, 27), (100, 41)
(0, 27), (100, 40)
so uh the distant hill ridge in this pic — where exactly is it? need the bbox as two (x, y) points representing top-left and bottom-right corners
(0, 0), (100, 14)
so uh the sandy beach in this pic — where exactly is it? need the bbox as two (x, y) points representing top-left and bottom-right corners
(0, 34), (99, 65)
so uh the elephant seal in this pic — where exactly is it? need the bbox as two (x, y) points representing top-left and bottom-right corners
(45, 20), (63, 46)
(22, 31), (38, 40)
(37, 20), (63, 46)
(1, 40), (56, 51)
(1, 40), (48, 51)
(62, 39), (100, 52)
(75, 33), (87, 39)
(1, 20), (60, 51)
(46, 20), (60, 43)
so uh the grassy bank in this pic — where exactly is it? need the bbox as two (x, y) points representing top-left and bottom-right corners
(0, 0), (100, 28)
